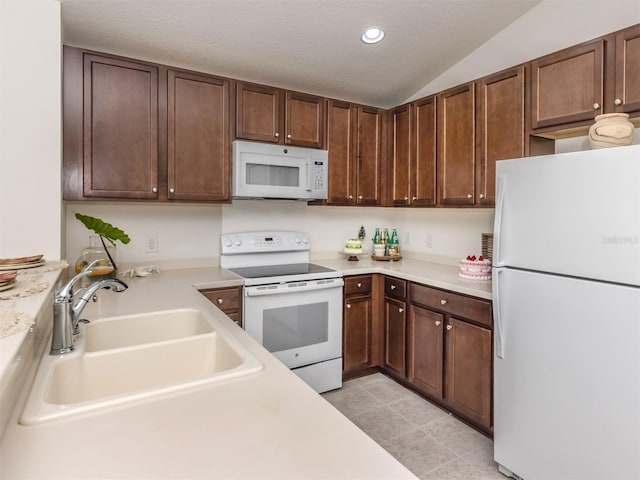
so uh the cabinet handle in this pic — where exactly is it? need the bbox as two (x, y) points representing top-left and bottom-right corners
(435, 320), (441, 326)
(274, 132), (280, 138)
(357, 282), (362, 288)
(346, 304), (351, 309)
(152, 187), (158, 193)
(390, 285), (396, 290)
(614, 98), (622, 106)
(446, 324), (452, 331)
(169, 188), (175, 194)
(398, 308), (404, 313)
(287, 134), (292, 139)
(479, 193), (485, 199)
(467, 194), (473, 199)
(348, 195), (353, 200)
(404, 196), (409, 201)
(358, 195), (363, 200)
(217, 298), (223, 305)
(412, 196), (417, 201)
(440, 299), (447, 305)
(593, 102), (600, 110)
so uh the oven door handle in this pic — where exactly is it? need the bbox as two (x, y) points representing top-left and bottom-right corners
(245, 278), (344, 297)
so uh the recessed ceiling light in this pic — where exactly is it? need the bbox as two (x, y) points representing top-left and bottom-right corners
(361, 27), (385, 44)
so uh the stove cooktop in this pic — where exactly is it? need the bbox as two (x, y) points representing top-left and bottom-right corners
(228, 263), (341, 285)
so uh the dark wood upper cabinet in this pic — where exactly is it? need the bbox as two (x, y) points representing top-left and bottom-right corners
(168, 70), (230, 201)
(235, 82), (282, 143)
(614, 24), (640, 116)
(356, 106), (382, 206)
(235, 83), (325, 148)
(437, 82), (476, 206)
(475, 65), (526, 206)
(285, 91), (325, 148)
(411, 96), (437, 206)
(82, 54), (159, 199)
(326, 102), (381, 206)
(530, 39), (605, 129)
(326, 100), (356, 205)
(390, 104), (411, 206)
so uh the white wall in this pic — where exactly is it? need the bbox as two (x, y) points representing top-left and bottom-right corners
(223, 201), (494, 264)
(407, 0), (640, 101)
(0, 0), (62, 260)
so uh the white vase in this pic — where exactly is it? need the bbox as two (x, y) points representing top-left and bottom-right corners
(588, 113), (634, 149)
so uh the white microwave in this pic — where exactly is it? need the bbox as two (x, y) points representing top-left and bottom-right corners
(232, 140), (328, 200)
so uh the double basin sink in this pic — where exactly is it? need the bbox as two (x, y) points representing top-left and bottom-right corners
(21, 308), (263, 425)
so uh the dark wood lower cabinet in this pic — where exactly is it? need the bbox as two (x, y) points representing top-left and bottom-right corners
(383, 297), (406, 377)
(407, 305), (444, 398)
(343, 295), (372, 373)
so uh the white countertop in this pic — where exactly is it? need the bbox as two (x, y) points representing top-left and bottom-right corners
(313, 255), (492, 300)
(0, 266), (417, 479)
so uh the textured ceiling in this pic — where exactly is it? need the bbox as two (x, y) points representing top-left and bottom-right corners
(60, 0), (542, 108)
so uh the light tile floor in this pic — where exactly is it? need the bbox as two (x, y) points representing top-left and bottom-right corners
(322, 373), (505, 480)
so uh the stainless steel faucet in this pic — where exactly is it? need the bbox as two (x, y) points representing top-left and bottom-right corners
(50, 259), (128, 355)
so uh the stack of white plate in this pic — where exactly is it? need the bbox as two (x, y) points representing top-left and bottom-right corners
(481, 234), (493, 262)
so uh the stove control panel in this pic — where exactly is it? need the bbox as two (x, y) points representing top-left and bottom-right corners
(221, 231), (309, 255)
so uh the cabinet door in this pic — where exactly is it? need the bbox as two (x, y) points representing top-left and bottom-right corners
(391, 104), (411, 206)
(445, 317), (492, 429)
(476, 65), (525, 207)
(326, 100), (357, 205)
(356, 106), (382, 206)
(168, 70), (230, 201)
(530, 40), (604, 129)
(83, 54), (158, 199)
(236, 83), (282, 143)
(614, 25), (640, 116)
(343, 295), (372, 373)
(411, 96), (437, 206)
(437, 82), (475, 206)
(285, 91), (325, 148)
(383, 297), (406, 377)
(408, 305), (444, 399)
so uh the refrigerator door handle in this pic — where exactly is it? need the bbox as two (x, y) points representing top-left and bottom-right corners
(493, 174), (506, 267)
(493, 267), (505, 359)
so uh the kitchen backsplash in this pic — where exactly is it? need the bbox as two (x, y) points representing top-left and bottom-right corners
(64, 202), (494, 267)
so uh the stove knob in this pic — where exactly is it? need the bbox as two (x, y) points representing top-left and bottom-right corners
(224, 239), (233, 247)
(234, 238), (242, 246)
(302, 237), (308, 244)
(295, 237), (302, 244)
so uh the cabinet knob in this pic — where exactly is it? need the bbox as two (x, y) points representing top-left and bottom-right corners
(467, 194), (473, 199)
(274, 132), (280, 138)
(287, 134), (292, 139)
(217, 298), (223, 305)
(446, 324), (452, 331)
(169, 188), (175, 194)
(404, 196), (409, 201)
(614, 98), (622, 106)
(234, 320), (240, 325)
(390, 285), (396, 290)
(479, 193), (484, 199)
(358, 195), (363, 200)
(593, 102), (600, 110)
(435, 320), (441, 326)
(412, 196), (417, 201)
(346, 304), (351, 309)
(398, 308), (404, 313)
(440, 299), (447, 305)
(152, 187), (158, 193)
(348, 195), (353, 200)
(357, 282), (362, 288)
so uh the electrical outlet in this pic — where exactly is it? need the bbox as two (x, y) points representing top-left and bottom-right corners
(404, 231), (411, 245)
(145, 235), (159, 253)
(426, 233), (432, 249)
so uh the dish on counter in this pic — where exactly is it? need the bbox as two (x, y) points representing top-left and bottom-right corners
(0, 270), (18, 283)
(0, 280), (17, 292)
(0, 256), (45, 270)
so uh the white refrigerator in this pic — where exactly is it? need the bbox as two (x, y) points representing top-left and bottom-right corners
(492, 144), (640, 480)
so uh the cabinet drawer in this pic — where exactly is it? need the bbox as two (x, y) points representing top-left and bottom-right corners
(344, 275), (372, 296)
(384, 277), (407, 300)
(200, 287), (242, 312)
(410, 283), (491, 327)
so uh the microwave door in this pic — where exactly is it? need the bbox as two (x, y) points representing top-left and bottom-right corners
(236, 154), (307, 198)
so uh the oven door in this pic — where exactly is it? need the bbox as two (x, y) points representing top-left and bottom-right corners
(243, 278), (343, 369)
